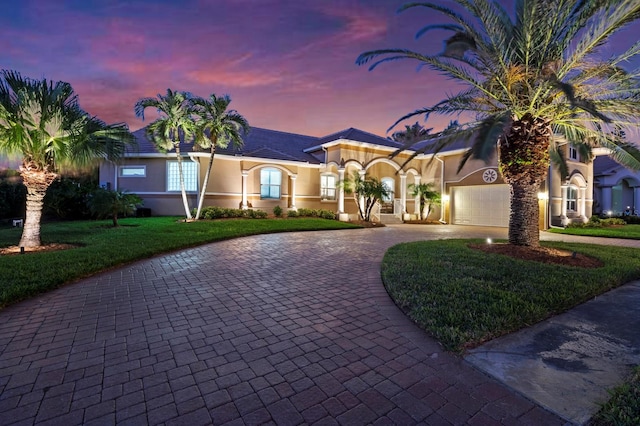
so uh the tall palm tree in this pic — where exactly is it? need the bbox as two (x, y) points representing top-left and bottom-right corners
(0, 70), (133, 248)
(192, 94), (249, 220)
(391, 121), (433, 145)
(134, 89), (197, 219)
(358, 0), (640, 246)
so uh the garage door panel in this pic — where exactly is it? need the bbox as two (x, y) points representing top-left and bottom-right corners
(451, 185), (509, 227)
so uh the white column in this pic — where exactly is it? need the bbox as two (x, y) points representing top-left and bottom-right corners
(399, 172), (407, 214)
(358, 170), (366, 218)
(241, 171), (249, 209)
(338, 168), (345, 214)
(634, 187), (640, 214)
(560, 184), (568, 225)
(414, 175), (422, 216)
(579, 187), (587, 222)
(289, 175), (297, 210)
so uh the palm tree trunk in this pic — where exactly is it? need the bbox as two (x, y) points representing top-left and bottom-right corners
(19, 168), (57, 248)
(175, 145), (193, 219)
(508, 183), (541, 246)
(498, 114), (551, 247)
(195, 145), (216, 220)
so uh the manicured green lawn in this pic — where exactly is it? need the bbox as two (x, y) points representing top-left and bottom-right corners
(549, 224), (640, 239)
(592, 367), (640, 426)
(381, 239), (640, 353)
(0, 217), (360, 308)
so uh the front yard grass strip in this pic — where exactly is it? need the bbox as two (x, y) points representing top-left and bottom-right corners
(548, 224), (640, 239)
(381, 239), (640, 353)
(592, 366), (640, 426)
(0, 216), (360, 308)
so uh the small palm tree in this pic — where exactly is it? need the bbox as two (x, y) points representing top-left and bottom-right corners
(408, 182), (441, 220)
(343, 171), (392, 221)
(134, 89), (197, 219)
(192, 94), (249, 220)
(0, 70), (133, 247)
(89, 188), (142, 227)
(357, 0), (640, 246)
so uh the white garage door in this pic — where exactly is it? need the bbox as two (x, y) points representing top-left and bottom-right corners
(451, 185), (510, 227)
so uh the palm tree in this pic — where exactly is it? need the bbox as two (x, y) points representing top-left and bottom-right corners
(391, 122), (433, 145)
(357, 0), (640, 246)
(408, 182), (441, 220)
(343, 171), (392, 221)
(134, 89), (197, 219)
(89, 188), (142, 227)
(192, 94), (249, 220)
(0, 70), (133, 247)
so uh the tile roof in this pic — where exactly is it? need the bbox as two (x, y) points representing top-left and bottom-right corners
(127, 127), (321, 163)
(594, 155), (624, 176)
(315, 128), (403, 149)
(125, 125), (471, 163)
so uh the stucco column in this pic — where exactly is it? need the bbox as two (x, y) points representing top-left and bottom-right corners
(560, 184), (568, 226)
(337, 168), (345, 214)
(601, 186), (612, 214)
(399, 172), (407, 214)
(579, 187), (587, 223)
(241, 171), (249, 209)
(634, 187), (640, 214)
(414, 175), (422, 216)
(289, 175), (297, 210)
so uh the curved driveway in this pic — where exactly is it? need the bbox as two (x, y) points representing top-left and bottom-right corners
(0, 225), (622, 425)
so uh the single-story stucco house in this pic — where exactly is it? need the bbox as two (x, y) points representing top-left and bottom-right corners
(99, 126), (597, 228)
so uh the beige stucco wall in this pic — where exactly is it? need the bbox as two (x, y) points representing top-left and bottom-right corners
(100, 139), (593, 227)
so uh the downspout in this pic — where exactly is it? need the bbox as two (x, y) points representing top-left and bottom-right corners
(114, 164), (118, 191)
(435, 155), (447, 223)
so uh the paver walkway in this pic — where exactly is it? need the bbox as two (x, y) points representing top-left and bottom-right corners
(0, 225), (631, 425)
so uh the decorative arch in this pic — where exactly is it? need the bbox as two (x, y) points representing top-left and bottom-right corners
(364, 157), (402, 173)
(244, 163), (294, 176)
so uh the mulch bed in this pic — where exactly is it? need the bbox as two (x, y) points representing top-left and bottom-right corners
(469, 243), (604, 268)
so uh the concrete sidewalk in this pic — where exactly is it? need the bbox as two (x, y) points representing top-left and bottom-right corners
(466, 281), (640, 425)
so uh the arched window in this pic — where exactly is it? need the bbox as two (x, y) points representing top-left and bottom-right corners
(381, 177), (394, 203)
(320, 173), (337, 200)
(261, 168), (281, 199)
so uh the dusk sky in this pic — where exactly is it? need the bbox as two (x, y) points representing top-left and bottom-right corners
(1, 0), (639, 139)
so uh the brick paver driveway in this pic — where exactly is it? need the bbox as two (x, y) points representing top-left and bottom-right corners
(0, 225), (566, 425)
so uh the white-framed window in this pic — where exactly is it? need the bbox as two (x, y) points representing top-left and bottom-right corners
(569, 145), (579, 161)
(261, 168), (281, 199)
(566, 186), (578, 211)
(119, 165), (146, 177)
(320, 174), (337, 200)
(381, 177), (394, 203)
(167, 161), (198, 192)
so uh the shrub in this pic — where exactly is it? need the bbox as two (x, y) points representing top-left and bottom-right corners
(602, 218), (626, 226)
(0, 178), (26, 220)
(273, 205), (283, 217)
(247, 209), (268, 219)
(44, 175), (97, 220)
(195, 206), (267, 220)
(319, 210), (336, 220)
(569, 216), (626, 228)
(287, 210), (298, 217)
